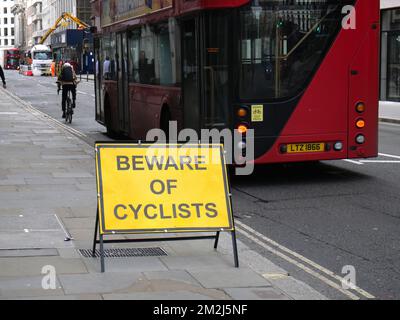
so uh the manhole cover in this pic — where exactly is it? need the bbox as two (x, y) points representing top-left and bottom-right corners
(79, 247), (167, 258)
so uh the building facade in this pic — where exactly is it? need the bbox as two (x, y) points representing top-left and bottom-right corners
(11, 0), (26, 50)
(381, 0), (400, 102)
(50, 0), (92, 73)
(0, 0), (16, 49)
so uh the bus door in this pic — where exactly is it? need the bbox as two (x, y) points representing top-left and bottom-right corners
(116, 33), (130, 134)
(94, 38), (104, 124)
(182, 18), (201, 133)
(201, 12), (230, 130)
(181, 14), (230, 133)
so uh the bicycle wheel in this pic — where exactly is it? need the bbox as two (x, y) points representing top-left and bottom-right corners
(67, 110), (72, 124)
(65, 98), (72, 124)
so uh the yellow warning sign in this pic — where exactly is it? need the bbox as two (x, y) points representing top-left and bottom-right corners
(251, 105), (264, 122)
(95, 143), (234, 235)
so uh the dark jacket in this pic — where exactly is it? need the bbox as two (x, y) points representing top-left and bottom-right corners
(0, 65), (5, 85)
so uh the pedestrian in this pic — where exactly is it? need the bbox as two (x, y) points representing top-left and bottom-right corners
(103, 56), (111, 80)
(0, 64), (6, 88)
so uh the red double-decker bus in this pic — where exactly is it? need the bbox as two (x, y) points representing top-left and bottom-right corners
(3, 48), (21, 70)
(92, 0), (379, 164)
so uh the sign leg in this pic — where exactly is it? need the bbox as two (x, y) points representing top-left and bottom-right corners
(231, 231), (239, 268)
(214, 231), (220, 249)
(100, 234), (105, 273)
(92, 211), (99, 257)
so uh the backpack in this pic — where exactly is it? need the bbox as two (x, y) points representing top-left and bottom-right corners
(61, 66), (74, 82)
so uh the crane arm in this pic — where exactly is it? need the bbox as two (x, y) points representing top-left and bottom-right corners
(39, 15), (65, 45)
(39, 12), (91, 45)
(63, 12), (90, 29)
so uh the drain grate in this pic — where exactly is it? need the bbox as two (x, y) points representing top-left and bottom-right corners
(79, 247), (167, 258)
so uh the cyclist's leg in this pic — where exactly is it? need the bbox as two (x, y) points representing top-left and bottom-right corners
(71, 85), (77, 108)
(61, 85), (68, 117)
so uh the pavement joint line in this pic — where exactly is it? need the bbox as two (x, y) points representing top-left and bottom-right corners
(235, 225), (360, 300)
(235, 220), (376, 300)
(262, 273), (290, 280)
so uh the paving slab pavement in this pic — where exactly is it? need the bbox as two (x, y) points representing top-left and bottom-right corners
(0, 87), (327, 300)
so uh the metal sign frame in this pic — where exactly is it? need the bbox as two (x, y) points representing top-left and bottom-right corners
(92, 141), (239, 272)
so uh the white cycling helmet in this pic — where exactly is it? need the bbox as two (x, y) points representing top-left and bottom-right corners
(63, 62), (72, 68)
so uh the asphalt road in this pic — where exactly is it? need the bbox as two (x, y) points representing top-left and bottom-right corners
(4, 70), (400, 300)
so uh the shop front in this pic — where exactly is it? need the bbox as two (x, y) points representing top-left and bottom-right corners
(51, 29), (94, 75)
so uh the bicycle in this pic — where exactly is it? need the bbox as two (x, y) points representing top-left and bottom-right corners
(65, 90), (73, 124)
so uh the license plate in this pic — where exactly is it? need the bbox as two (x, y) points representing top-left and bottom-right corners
(287, 143), (325, 154)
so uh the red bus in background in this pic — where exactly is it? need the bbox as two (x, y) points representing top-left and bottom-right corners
(92, 0), (380, 164)
(3, 48), (20, 70)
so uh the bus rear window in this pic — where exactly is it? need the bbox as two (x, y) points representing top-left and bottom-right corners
(239, 0), (354, 101)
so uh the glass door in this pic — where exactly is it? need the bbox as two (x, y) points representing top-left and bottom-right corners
(94, 37), (105, 123)
(182, 18), (201, 133)
(181, 13), (231, 133)
(201, 12), (230, 129)
(117, 33), (130, 134)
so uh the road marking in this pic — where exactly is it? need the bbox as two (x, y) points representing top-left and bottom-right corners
(343, 159), (364, 165)
(0, 112), (18, 115)
(379, 153), (400, 160)
(359, 160), (400, 164)
(235, 220), (375, 300)
(236, 226), (360, 300)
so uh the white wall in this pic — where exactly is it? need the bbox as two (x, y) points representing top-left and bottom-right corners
(0, 0), (16, 50)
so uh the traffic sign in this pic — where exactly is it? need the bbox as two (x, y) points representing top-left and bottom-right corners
(95, 143), (234, 234)
(92, 143), (238, 272)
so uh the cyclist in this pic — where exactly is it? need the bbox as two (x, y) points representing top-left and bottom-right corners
(57, 62), (77, 119)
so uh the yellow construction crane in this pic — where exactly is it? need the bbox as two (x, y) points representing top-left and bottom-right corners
(39, 12), (91, 45)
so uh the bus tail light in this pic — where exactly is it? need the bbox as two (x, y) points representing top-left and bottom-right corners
(334, 142), (343, 151)
(356, 119), (366, 129)
(237, 108), (248, 118)
(237, 124), (248, 134)
(356, 102), (366, 113)
(356, 135), (365, 144)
